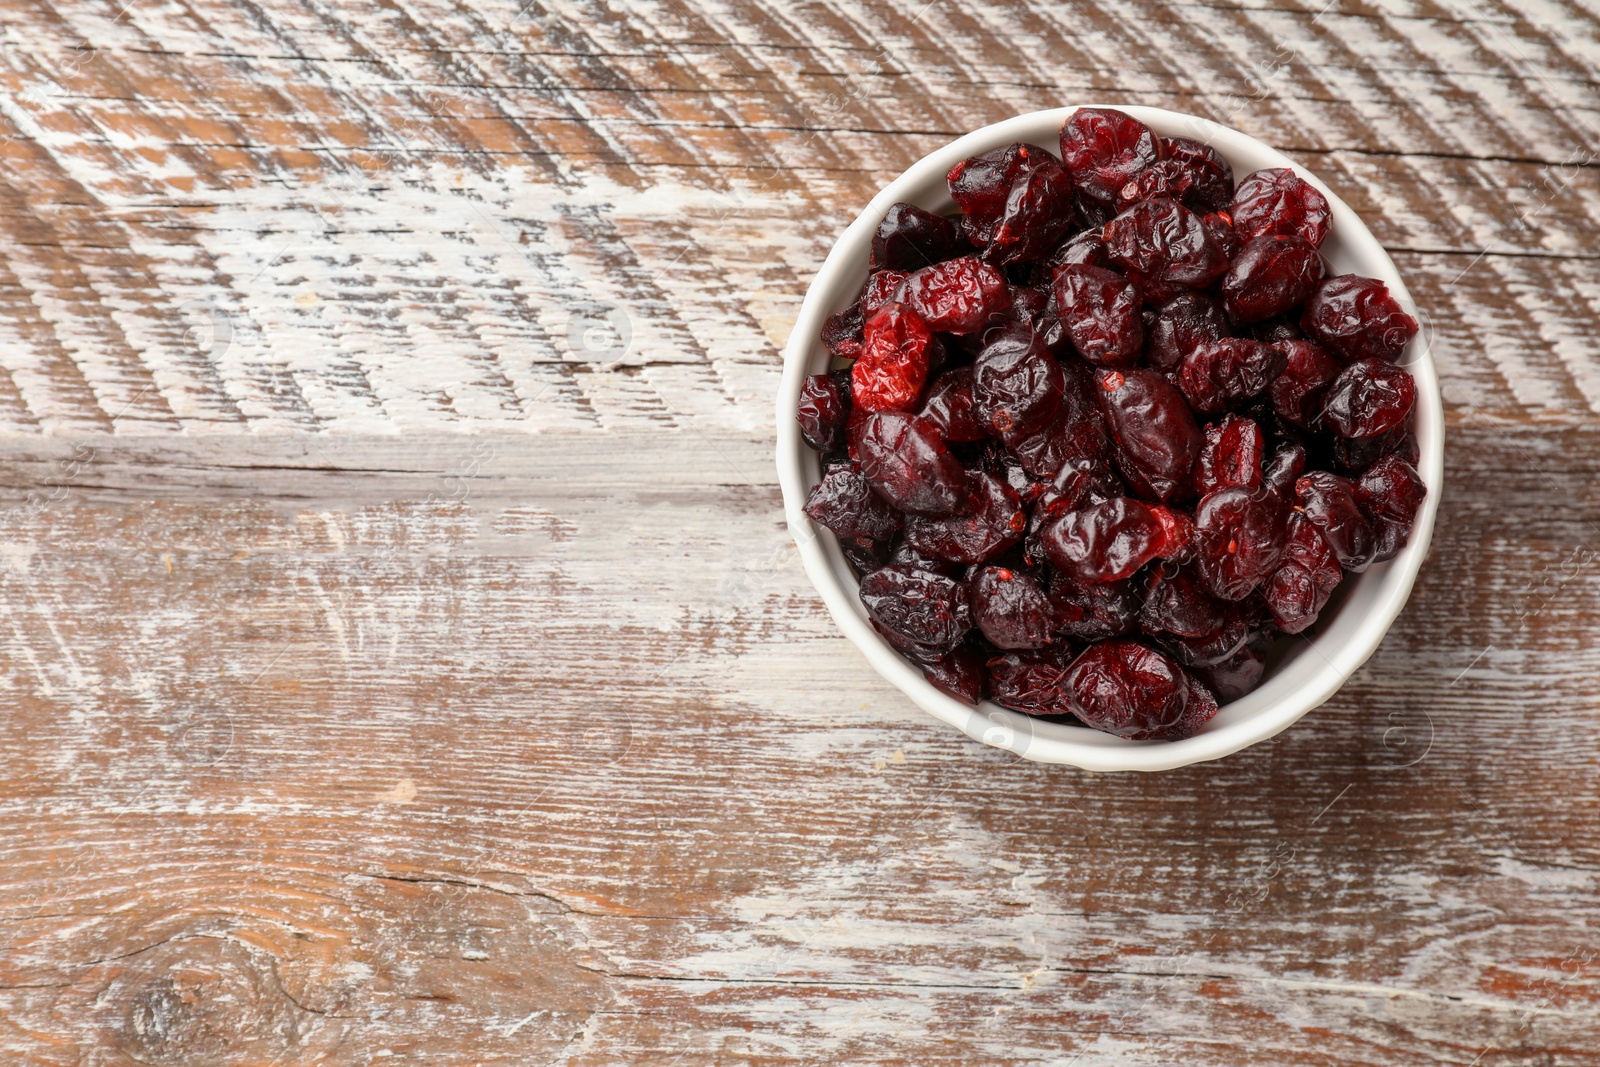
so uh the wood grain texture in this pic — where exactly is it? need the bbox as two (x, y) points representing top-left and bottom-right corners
(0, 0), (1598, 1063)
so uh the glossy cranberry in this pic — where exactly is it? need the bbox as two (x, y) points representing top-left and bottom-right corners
(1052, 264), (1144, 366)
(1194, 486), (1289, 600)
(1041, 496), (1189, 584)
(1322, 358), (1417, 438)
(971, 326), (1064, 439)
(1066, 640), (1217, 741)
(822, 301), (864, 359)
(1295, 471), (1375, 571)
(1223, 235), (1324, 323)
(1262, 441), (1307, 498)
(1007, 360), (1108, 477)
(1112, 158), (1192, 212)
(986, 155), (1076, 266)
(1202, 210), (1242, 259)
(987, 647), (1076, 716)
(1146, 292), (1227, 374)
(1268, 339), (1342, 430)
(1193, 413), (1265, 496)
(1059, 108), (1161, 205)
(1048, 229), (1109, 270)
(1104, 197), (1227, 288)
(1331, 425), (1417, 475)
(1160, 137), (1234, 213)
(841, 538), (889, 576)
(1095, 367), (1202, 503)
(916, 641), (987, 704)
(1164, 619), (1271, 703)
(853, 303), (934, 412)
(1261, 512), (1342, 633)
(796, 372), (846, 452)
(1301, 274), (1419, 363)
(1227, 167), (1331, 247)
(859, 565), (971, 655)
(897, 256), (1009, 334)
(1178, 338), (1287, 417)
(1355, 454), (1427, 563)
(947, 144), (1046, 241)
(853, 411), (966, 516)
(803, 463), (902, 545)
(1140, 563), (1229, 638)
(862, 269), (910, 315)
(872, 202), (960, 271)
(969, 566), (1057, 649)
(905, 472), (1027, 563)
(917, 366), (986, 443)
(1048, 572), (1141, 641)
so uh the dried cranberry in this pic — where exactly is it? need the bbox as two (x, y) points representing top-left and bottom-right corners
(1178, 338), (1287, 417)
(971, 326), (1064, 439)
(947, 144), (1045, 241)
(1095, 367), (1202, 503)
(898, 256), (1010, 334)
(1252, 317), (1303, 345)
(1059, 108), (1161, 206)
(862, 269), (910, 315)
(1007, 362), (1109, 477)
(1066, 640), (1216, 741)
(822, 301), (865, 359)
(1165, 618), (1271, 703)
(1295, 471), (1375, 571)
(853, 303), (935, 412)
(1268, 339), (1342, 430)
(1048, 229), (1109, 271)
(917, 366), (986, 442)
(797, 372), (846, 452)
(1331, 425), (1417, 475)
(969, 566), (1057, 649)
(1193, 413), (1265, 496)
(854, 411), (966, 516)
(859, 565), (971, 655)
(1203, 210), (1242, 259)
(1052, 264), (1144, 366)
(916, 641), (987, 704)
(1049, 572), (1141, 641)
(1301, 274), (1419, 363)
(841, 538), (889, 577)
(1160, 137), (1234, 213)
(986, 155), (1075, 266)
(1262, 511), (1342, 633)
(1223, 235), (1324, 323)
(905, 472), (1027, 563)
(987, 647), (1076, 716)
(872, 202), (959, 271)
(1104, 197), (1227, 288)
(1140, 563), (1229, 639)
(803, 463), (902, 545)
(1147, 292), (1227, 374)
(1354, 455), (1427, 563)
(1194, 486), (1289, 600)
(1228, 167), (1331, 247)
(1041, 496), (1189, 584)
(1322, 358), (1417, 439)
(1262, 441), (1307, 499)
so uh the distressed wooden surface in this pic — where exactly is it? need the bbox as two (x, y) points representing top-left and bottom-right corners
(0, 0), (1597, 1063)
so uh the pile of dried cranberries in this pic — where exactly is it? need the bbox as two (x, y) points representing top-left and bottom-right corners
(797, 108), (1427, 742)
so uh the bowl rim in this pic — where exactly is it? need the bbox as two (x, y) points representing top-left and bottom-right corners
(775, 104), (1443, 771)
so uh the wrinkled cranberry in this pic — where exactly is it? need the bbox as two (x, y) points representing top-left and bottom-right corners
(898, 256), (1010, 334)
(1141, 563), (1229, 638)
(1066, 640), (1217, 740)
(905, 471), (1027, 563)
(971, 326), (1065, 439)
(947, 144), (1047, 241)
(1104, 197), (1228, 288)
(1268, 339), (1342, 430)
(803, 463), (902, 545)
(1262, 511), (1342, 633)
(1165, 618), (1271, 703)
(1047, 229), (1109, 271)
(1262, 441), (1307, 499)
(1006, 360), (1107, 477)
(841, 538), (889, 576)
(1228, 168), (1331, 247)
(797, 372), (846, 452)
(872, 202), (960, 271)
(1052, 264), (1144, 366)
(1059, 108), (1161, 205)
(1193, 413), (1265, 496)
(1179, 338), (1287, 417)
(1160, 137), (1234, 213)
(1194, 486), (1289, 600)
(853, 303), (935, 412)
(862, 269), (910, 315)
(1202, 210), (1242, 259)
(1041, 496), (1190, 584)
(822, 301), (865, 359)
(1301, 274), (1419, 363)
(916, 640), (987, 704)
(1322, 358), (1417, 439)
(1096, 367), (1202, 503)
(987, 155), (1076, 266)
(917, 366), (986, 443)
(859, 565), (971, 655)
(1147, 292), (1228, 374)
(1049, 572), (1141, 641)
(987, 647), (1077, 716)
(1331, 425), (1417, 475)
(854, 411), (966, 516)
(1295, 471), (1375, 571)
(969, 566), (1057, 649)
(1355, 455), (1427, 563)
(1223, 234), (1325, 323)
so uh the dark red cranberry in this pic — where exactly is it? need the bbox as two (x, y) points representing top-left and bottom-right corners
(803, 463), (902, 545)
(1112, 158), (1193, 212)
(1322, 358), (1417, 439)
(1268, 339), (1342, 430)
(898, 256), (1010, 334)
(1052, 264), (1144, 366)
(1095, 367), (1202, 503)
(1147, 292), (1227, 374)
(1193, 413), (1265, 496)
(1031, 455), (1124, 529)
(853, 411), (966, 516)
(1223, 234), (1325, 323)
(822, 301), (865, 359)
(1295, 471), (1375, 571)
(1160, 137), (1234, 213)
(1178, 338), (1287, 417)
(1194, 486), (1289, 600)
(905, 472), (1027, 563)
(1066, 640), (1217, 741)
(1059, 108), (1161, 205)
(916, 641), (986, 705)
(1006, 360), (1108, 477)
(969, 566), (1057, 649)
(1165, 618), (1271, 703)
(841, 537), (889, 576)
(853, 303), (934, 412)
(1041, 496), (1190, 584)
(888, 535), (958, 577)
(859, 565), (971, 655)
(1202, 210), (1242, 259)
(872, 202), (960, 271)
(1048, 572), (1141, 641)
(1140, 563), (1229, 639)
(1301, 274), (1419, 363)
(987, 647), (1076, 716)
(1262, 512), (1342, 633)
(917, 366), (986, 443)
(971, 326), (1065, 439)
(1104, 197), (1228, 288)
(947, 144), (1046, 242)
(797, 372), (846, 452)
(1262, 441), (1307, 498)
(1227, 168), (1331, 247)
(1354, 454), (1427, 563)
(1331, 425), (1417, 475)
(862, 269), (910, 315)
(986, 155), (1076, 266)
(1252, 317), (1303, 344)
(1047, 229), (1109, 271)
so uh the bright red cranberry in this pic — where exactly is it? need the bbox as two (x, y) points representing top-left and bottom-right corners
(1066, 640), (1217, 740)
(1268, 339), (1342, 430)
(987, 647), (1076, 716)
(986, 155), (1076, 266)
(1048, 572), (1141, 641)
(1052, 264), (1144, 366)
(803, 463), (902, 546)
(822, 301), (864, 359)
(872, 202), (959, 271)
(1095, 367), (1202, 503)
(1178, 338), (1287, 417)
(859, 565), (971, 655)
(1160, 137), (1234, 213)
(1040, 496), (1190, 584)
(917, 641), (987, 704)
(1059, 108), (1161, 205)
(853, 411), (966, 516)
(1140, 563), (1229, 638)
(1193, 413), (1265, 496)
(797, 372), (846, 452)
(971, 326), (1065, 439)
(1301, 274), (1419, 363)
(1227, 167), (1331, 247)
(1355, 455), (1427, 563)
(917, 366), (986, 443)
(970, 566), (1057, 649)
(947, 144), (1046, 241)
(898, 256), (1010, 334)
(1147, 292), (1227, 374)
(1104, 197), (1227, 288)
(853, 303), (934, 412)
(905, 472), (1027, 563)
(1295, 471), (1375, 571)
(1322, 358), (1417, 438)
(1262, 441), (1307, 498)
(1223, 234), (1324, 323)
(862, 269), (909, 315)
(1262, 512), (1342, 633)
(1194, 486), (1289, 600)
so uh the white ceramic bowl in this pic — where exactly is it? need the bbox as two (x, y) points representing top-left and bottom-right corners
(776, 105), (1442, 771)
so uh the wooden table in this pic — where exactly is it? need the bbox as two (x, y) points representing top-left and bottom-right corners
(0, 0), (1595, 1062)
